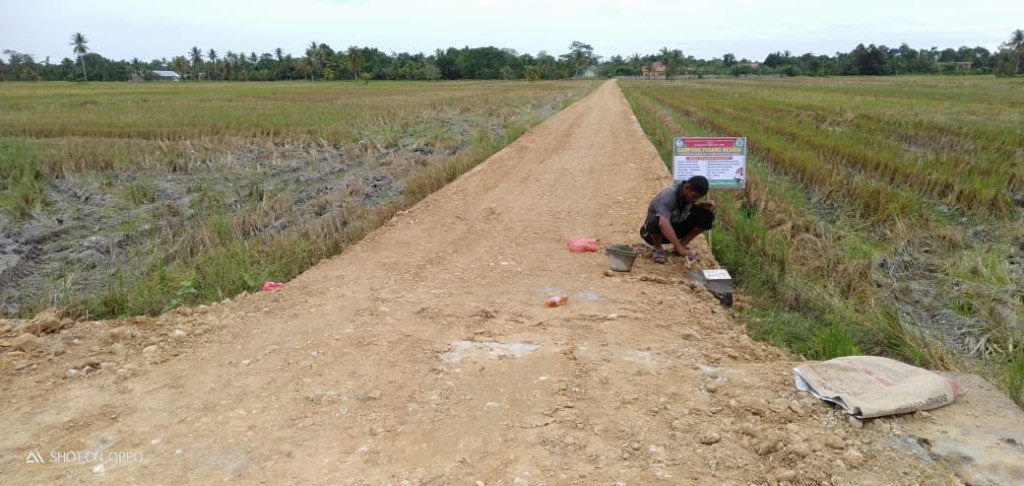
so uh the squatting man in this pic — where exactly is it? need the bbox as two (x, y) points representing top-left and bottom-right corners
(639, 175), (715, 264)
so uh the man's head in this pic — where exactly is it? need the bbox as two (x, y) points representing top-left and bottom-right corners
(679, 175), (709, 203)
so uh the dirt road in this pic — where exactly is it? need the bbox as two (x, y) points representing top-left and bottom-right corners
(2, 80), (1023, 485)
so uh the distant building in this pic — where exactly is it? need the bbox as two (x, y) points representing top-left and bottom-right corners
(642, 61), (666, 79)
(152, 71), (182, 82)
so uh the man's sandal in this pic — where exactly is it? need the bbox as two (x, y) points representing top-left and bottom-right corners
(652, 249), (667, 264)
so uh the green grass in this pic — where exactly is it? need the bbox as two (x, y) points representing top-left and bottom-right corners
(622, 76), (1022, 406)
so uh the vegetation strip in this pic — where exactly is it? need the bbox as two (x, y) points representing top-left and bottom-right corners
(621, 77), (1024, 407)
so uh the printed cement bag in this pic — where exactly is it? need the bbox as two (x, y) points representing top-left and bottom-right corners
(793, 356), (960, 418)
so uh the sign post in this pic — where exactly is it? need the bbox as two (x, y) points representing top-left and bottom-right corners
(672, 137), (747, 188)
(672, 137), (747, 252)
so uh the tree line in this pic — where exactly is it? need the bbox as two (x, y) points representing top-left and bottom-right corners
(1, 30), (1021, 82)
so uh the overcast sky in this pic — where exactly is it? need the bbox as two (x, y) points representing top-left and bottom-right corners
(3, 0), (1021, 63)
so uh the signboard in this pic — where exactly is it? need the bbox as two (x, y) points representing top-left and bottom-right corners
(672, 137), (747, 188)
(701, 269), (732, 281)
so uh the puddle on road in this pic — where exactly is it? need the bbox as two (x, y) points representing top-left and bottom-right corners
(441, 341), (540, 363)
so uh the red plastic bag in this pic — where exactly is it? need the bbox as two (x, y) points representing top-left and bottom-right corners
(261, 281), (284, 291)
(567, 236), (598, 252)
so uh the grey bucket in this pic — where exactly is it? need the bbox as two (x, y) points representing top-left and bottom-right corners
(605, 244), (638, 272)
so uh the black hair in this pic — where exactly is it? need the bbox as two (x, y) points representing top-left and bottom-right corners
(686, 175), (709, 196)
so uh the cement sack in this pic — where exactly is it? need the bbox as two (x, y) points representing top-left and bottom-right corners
(793, 356), (960, 419)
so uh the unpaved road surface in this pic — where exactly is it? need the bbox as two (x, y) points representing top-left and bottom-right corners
(2, 80), (1023, 485)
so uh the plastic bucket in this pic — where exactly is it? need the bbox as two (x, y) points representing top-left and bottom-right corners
(605, 244), (638, 272)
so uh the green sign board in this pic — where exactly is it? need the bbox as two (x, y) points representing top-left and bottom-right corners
(672, 137), (747, 188)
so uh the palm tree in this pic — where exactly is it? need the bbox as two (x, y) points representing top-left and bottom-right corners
(660, 47), (684, 80)
(70, 32), (89, 81)
(1006, 29), (1024, 74)
(629, 53), (642, 76)
(171, 56), (188, 79)
(130, 57), (143, 80)
(188, 47), (203, 80)
(305, 41), (320, 81)
(346, 46), (365, 80)
(207, 48), (218, 80)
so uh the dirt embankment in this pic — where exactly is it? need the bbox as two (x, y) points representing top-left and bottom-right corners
(2, 80), (1023, 485)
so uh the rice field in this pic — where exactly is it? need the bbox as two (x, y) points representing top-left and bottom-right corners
(621, 76), (1024, 405)
(0, 80), (599, 318)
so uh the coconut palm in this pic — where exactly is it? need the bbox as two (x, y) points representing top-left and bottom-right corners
(305, 41), (320, 81)
(70, 32), (89, 81)
(207, 49), (218, 80)
(346, 46), (365, 80)
(129, 57), (144, 80)
(1006, 29), (1024, 73)
(660, 47), (684, 80)
(171, 56), (188, 79)
(189, 46), (203, 80)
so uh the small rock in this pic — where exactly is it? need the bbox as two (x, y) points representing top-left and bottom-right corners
(604, 270), (616, 277)
(671, 420), (688, 432)
(142, 345), (159, 354)
(176, 307), (193, 317)
(309, 393), (330, 404)
(705, 383), (718, 393)
(790, 442), (812, 458)
(107, 327), (139, 343)
(241, 360), (251, 367)
(773, 469), (796, 482)
(825, 435), (846, 450)
(170, 329), (187, 339)
(12, 333), (41, 352)
(513, 477), (528, 486)
(700, 432), (721, 445)
(842, 448), (865, 468)
(848, 416), (864, 429)
(681, 330), (701, 341)
(738, 423), (759, 437)
(23, 309), (65, 334)
(755, 439), (781, 456)
(789, 400), (805, 416)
